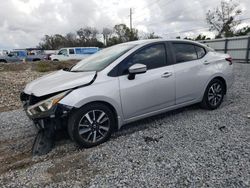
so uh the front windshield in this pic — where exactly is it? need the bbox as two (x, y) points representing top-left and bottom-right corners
(71, 43), (137, 72)
(9, 52), (18, 56)
(58, 49), (67, 55)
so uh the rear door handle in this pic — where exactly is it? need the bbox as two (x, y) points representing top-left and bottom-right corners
(161, 72), (172, 78)
(203, 60), (210, 65)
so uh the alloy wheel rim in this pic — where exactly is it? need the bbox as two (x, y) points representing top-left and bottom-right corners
(208, 82), (223, 106)
(78, 110), (110, 143)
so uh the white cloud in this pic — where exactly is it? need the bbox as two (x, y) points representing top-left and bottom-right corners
(0, 0), (249, 49)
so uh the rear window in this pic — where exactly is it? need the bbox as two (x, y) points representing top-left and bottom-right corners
(173, 43), (197, 63)
(75, 48), (99, 54)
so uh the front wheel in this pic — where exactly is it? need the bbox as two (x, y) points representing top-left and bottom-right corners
(68, 103), (115, 148)
(201, 79), (225, 110)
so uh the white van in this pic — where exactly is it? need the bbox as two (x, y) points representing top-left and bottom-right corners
(50, 47), (99, 61)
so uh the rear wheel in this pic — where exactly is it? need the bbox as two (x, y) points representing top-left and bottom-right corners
(68, 103), (115, 148)
(201, 79), (225, 110)
(33, 59), (41, 62)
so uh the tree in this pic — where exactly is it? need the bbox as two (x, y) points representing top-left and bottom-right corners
(194, 34), (210, 41)
(102, 28), (113, 46)
(76, 27), (100, 46)
(104, 24), (138, 46)
(183, 37), (193, 40)
(38, 34), (66, 50)
(65, 32), (77, 47)
(206, 0), (242, 38)
(140, 32), (161, 39)
(113, 24), (138, 42)
(38, 24), (139, 50)
(147, 32), (161, 39)
(235, 26), (250, 36)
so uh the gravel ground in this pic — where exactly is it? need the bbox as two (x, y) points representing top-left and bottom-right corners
(0, 68), (47, 112)
(0, 63), (249, 187)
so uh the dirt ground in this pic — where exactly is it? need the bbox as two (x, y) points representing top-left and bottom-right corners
(0, 69), (47, 112)
(0, 61), (77, 112)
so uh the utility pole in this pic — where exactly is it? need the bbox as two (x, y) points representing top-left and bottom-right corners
(130, 8), (133, 30)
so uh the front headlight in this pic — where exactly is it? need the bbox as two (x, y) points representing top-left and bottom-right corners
(27, 91), (69, 116)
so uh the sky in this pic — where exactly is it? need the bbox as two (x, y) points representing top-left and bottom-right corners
(0, 0), (249, 49)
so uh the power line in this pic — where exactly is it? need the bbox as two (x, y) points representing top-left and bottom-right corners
(134, 0), (214, 25)
(164, 27), (210, 35)
(163, 17), (250, 36)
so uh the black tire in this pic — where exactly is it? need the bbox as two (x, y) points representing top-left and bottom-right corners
(0, 60), (7, 63)
(68, 103), (115, 148)
(201, 78), (225, 110)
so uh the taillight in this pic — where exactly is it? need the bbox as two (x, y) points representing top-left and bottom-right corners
(225, 57), (233, 65)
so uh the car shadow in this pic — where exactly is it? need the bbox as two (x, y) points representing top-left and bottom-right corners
(112, 104), (200, 139)
(54, 104), (201, 147)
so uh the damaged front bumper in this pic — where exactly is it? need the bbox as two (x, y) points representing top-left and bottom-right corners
(20, 92), (74, 155)
(30, 103), (73, 130)
(20, 91), (74, 130)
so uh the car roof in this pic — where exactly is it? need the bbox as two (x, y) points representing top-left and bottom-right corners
(61, 47), (99, 49)
(122, 39), (208, 48)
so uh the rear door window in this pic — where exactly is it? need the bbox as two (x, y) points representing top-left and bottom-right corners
(172, 43), (197, 63)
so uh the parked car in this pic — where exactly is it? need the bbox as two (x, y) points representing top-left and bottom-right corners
(0, 50), (9, 56)
(0, 50), (47, 63)
(20, 39), (234, 155)
(50, 47), (99, 61)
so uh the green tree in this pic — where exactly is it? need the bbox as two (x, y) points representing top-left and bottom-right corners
(206, 0), (242, 38)
(235, 26), (250, 36)
(38, 34), (66, 50)
(114, 24), (138, 42)
(76, 27), (101, 47)
(141, 32), (161, 39)
(194, 34), (210, 41)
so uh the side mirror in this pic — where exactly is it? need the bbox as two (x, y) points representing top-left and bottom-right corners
(128, 63), (147, 80)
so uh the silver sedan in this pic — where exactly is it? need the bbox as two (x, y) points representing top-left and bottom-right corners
(22, 39), (234, 153)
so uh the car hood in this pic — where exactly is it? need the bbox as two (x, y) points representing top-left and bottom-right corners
(24, 70), (96, 97)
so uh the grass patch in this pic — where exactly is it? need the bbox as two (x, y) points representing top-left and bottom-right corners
(0, 60), (79, 72)
(31, 60), (79, 72)
(0, 62), (30, 72)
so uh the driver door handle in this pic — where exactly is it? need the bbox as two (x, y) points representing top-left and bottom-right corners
(161, 72), (172, 78)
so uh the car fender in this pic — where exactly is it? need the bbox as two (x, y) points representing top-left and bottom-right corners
(200, 73), (227, 100)
(59, 79), (124, 128)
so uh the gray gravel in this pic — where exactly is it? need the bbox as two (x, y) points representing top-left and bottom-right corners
(0, 63), (249, 187)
